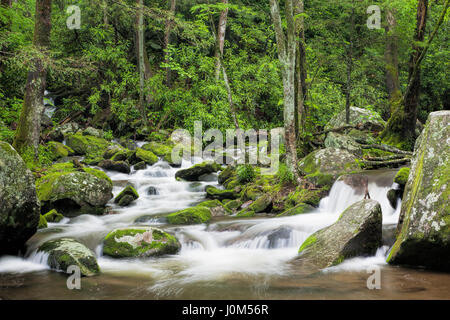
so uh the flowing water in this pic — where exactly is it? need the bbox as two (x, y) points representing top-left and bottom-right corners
(1, 156), (449, 300)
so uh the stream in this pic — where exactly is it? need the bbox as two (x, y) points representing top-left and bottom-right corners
(1, 155), (449, 300)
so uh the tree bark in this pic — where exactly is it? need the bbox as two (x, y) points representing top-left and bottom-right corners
(136, 0), (147, 123)
(269, 0), (300, 182)
(384, 8), (401, 106)
(345, 7), (354, 125)
(13, 0), (52, 156)
(215, 0), (229, 81)
(294, 0), (307, 132)
(164, 0), (177, 87)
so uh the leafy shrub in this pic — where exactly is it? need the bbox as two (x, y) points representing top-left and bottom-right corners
(236, 164), (256, 184)
(277, 163), (295, 184)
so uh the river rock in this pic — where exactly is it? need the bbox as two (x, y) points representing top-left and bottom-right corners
(387, 111), (450, 271)
(296, 199), (382, 269)
(98, 159), (131, 174)
(135, 148), (158, 165)
(324, 132), (362, 156)
(297, 148), (360, 188)
(325, 107), (385, 132)
(0, 142), (41, 255)
(83, 127), (103, 138)
(206, 186), (238, 200)
(66, 133), (110, 160)
(175, 161), (222, 181)
(37, 238), (100, 276)
(36, 164), (113, 216)
(114, 185), (139, 207)
(103, 228), (181, 258)
(338, 174), (369, 196)
(167, 206), (212, 225)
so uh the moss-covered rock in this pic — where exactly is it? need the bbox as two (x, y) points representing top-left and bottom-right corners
(197, 200), (227, 217)
(0, 142), (40, 255)
(387, 111), (450, 271)
(134, 161), (147, 171)
(44, 209), (64, 223)
(103, 146), (124, 160)
(325, 107), (385, 132)
(218, 165), (236, 185)
(175, 161), (222, 181)
(248, 193), (272, 213)
(224, 199), (242, 213)
(298, 148), (360, 188)
(38, 215), (48, 229)
(66, 133), (110, 160)
(47, 141), (74, 160)
(114, 185), (139, 207)
(324, 132), (362, 156)
(296, 200), (382, 269)
(38, 238), (100, 276)
(98, 159), (131, 174)
(387, 189), (402, 209)
(206, 186), (238, 200)
(36, 163), (113, 216)
(287, 187), (325, 207)
(393, 167), (410, 188)
(103, 228), (181, 258)
(142, 142), (172, 157)
(167, 206), (212, 225)
(135, 148), (158, 165)
(82, 127), (103, 138)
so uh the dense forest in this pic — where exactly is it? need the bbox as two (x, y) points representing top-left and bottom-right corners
(0, 0), (448, 300)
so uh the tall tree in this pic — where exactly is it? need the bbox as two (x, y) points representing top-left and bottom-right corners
(215, 0), (229, 81)
(269, 0), (300, 181)
(294, 0), (307, 131)
(136, 0), (147, 123)
(13, 0), (52, 156)
(345, 5), (355, 124)
(381, 0), (448, 149)
(384, 8), (401, 106)
(164, 0), (177, 86)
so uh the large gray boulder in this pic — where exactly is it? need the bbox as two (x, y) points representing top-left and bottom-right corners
(0, 142), (41, 255)
(387, 111), (450, 271)
(296, 200), (382, 269)
(325, 107), (385, 132)
(38, 238), (100, 276)
(297, 148), (360, 188)
(324, 132), (363, 156)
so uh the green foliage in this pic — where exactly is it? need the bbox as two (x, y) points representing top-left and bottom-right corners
(277, 163), (295, 185)
(236, 164), (256, 184)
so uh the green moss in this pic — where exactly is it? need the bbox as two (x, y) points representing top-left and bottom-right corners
(197, 200), (222, 208)
(167, 206), (212, 225)
(224, 199), (242, 213)
(206, 186), (238, 200)
(277, 203), (314, 217)
(135, 148), (158, 165)
(43, 209), (64, 223)
(38, 215), (48, 229)
(304, 172), (334, 188)
(142, 142), (172, 157)
(114, 185), (139, 204)
(66, 133), (110, 160)
(83, 167), (112, 184)
(236, 209), (255, 217)
(298, 235), (317, 253)
(47, 141), (74, 160)
(394, 167), (410, 187)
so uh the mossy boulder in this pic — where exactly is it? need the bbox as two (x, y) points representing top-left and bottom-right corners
(38, 238), (100, 276)
(248, 193), (272, 213)
(103, 228), (181, 258)
(66, 133), (110, 160)
(0, 142), (40, 255)
(387, 111), (450, 271)
(175, 161), (222, 181)
(224, 199), (242, 213)
(324, 132), (362, 156)
(103, 146), (124, 160)
(206, 186), (238, 200)
(134, 161), (147, 171)
(296, 200), (382, 269)
(325, 107), (385, 132)
(167, 206), (212, 225)
(218, 166), (236, 185)
(393, 167), (410, 188)
(36, 163), (113, 216)
(98, 159), (131, 174)
(114, 186), (139, 207)
(48, 141), (74, 160)
(38, 215), (48, 229)
(298, 148), (360, 188)
(135, 148), (158, 165)
(387, 188), (402, 209)
(44, 209), (64, 223)
(82, 127), (103, 138)
(197, 200), (227, 217)
(142, 142), (172, 157)
(287, 187), (325, 207)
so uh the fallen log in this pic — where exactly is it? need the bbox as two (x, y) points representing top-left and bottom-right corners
(362, 158), (411, 168)
(365, 155), (407, 161)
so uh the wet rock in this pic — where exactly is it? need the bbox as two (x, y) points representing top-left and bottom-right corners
(218, 166), (236, 185)
(141, 141), (172, 157)
(206, 186), (238, 200)
(103, 228), (181, 258)
(135, 148), (158, 165)
(387, 188), (402, 209)
(267, 227), (291, 248)
(197, 200), (227, 217)
(324, 132), (362, 156)
(38, 238), (100, 276)
(296, 199), (382, 269)
(146, 186), (159, 195)
(175, 161), (222, 181)
(277, 203), (315, 217)
(98, 159), (131, 174)
(393, 167), (410, 189)
(0, 142), (41, 255)
(387, 111), (450, 271)
(248, 194), (272, 213)
(383, 224), (397, 247)
(66, 133), (110, 160)
(43, 209), (64, 223)
(47, 141), (74, 160)
(167, 206), (212, 225)
(338, 174), (369, 196)
(38, 215), (48, 229)
(114, 186), (139, 207)
(134, 161), (147, 171)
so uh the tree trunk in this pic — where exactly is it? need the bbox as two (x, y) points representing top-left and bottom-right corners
(1, 0), (12, 7)
(13, 0), (52, 156)
(164, 0), (177, 87)
(384, 8), (401, 107)
(215, 0), (229, 81)
(294, 0), (307, 132)
(136, 0), (147, 123)
(269, 0), (300, 181)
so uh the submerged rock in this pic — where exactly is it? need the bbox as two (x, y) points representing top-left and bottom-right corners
(387, 111), (450, 271)
(103, 228), (181, 258)
(38, 238), (100, 276)
(296, 200), (382, 269)
(175, 161), (222, 181)
(0, 142), (41, 255)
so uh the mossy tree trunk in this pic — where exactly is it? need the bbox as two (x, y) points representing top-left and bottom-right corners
(294, 0), (307, 132)
(345, 6), (355, 125)
(164, 0), (177, 87)
(384, 8), (401, 110)
(13, 0), (52, 156)
(269, 0), (300, 182)
(135, 0), (147, 123)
